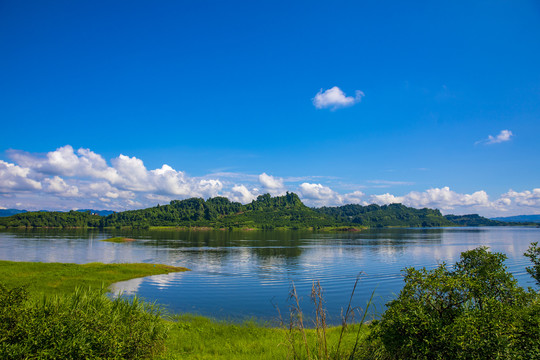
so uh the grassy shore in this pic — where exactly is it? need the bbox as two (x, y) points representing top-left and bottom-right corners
(0, 260), (371, 359)
(0, 260), (189, 296)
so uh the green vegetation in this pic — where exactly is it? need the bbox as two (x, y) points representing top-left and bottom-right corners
(1, 285), (167, 359)
(101, 236), (136, 243)
(444, 213), (536, 226)
(0, 210), (101, 228)
(368, 247), (540, 359)
(0, 261), (188, 296)
(318, 203), (455, 227)
(1, 243), (540, 359)
(160, 314), (369, 360)
(0, 192), (456, 229)
(525, 242), (540, 286)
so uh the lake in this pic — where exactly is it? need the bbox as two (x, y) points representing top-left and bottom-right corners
(1, 227), (538, 325)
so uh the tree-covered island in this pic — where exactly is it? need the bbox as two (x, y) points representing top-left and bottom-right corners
(0, 192), (533, 230)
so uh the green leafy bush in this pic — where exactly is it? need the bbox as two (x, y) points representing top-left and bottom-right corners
(0, 284), (168, 359)
(370, 247), (540, 359)
(525, 242), (540, 286)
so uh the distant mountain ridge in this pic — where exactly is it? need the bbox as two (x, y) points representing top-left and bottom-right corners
(491, 215), (540, 223)
(0, 209), (27, 217)
(0, 209), (114, 217)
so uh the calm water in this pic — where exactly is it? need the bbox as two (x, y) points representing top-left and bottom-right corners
(1, 227), (539, 324)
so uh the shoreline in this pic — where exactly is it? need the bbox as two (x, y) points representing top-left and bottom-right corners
(0, 260), (189, 296)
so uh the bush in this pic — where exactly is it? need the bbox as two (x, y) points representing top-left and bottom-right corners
(370, 247), (540, 359)
(525, 241), (540, 287)
(0, 284), (168, 359)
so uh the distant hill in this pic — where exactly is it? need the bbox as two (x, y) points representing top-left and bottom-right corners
(0, 209), (27, 217)
(0, 193), (453, 229)
(444, 214), (537, 226)
(491, 215), (540, 223)
(444, 214), (505, 226)
(317, 203), (455, 227)
(0, 210), (101, 228)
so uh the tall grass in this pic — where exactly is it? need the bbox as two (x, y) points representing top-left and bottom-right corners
(0, 283), (168, 359)
(278, 275), (374, 360)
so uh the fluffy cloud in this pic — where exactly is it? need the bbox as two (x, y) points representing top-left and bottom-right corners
(500, 189), (540, 207)
(259, 173), (284, 190)
(1, 145), (539, 217)
(0, 160), (42, 192)
(299, 183), (336, 200)
(477, 130), (513, 145)
(312, 86), (364, 110)
(257, 172), (289, 198)
(44, 176), (79, 197)
(370, 187), (490, 210)
(10, 145), (119, 181)
(227, 185), (258, 204)
(299, 183), (365, 207)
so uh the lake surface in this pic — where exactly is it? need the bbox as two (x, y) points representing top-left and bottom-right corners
(1, 227), (539, 325)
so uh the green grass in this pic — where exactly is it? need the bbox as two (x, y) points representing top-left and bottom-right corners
(0, 260), (372, 359)
(101, 236), (136, 242)
(0, 260), (189, 296)
(159, 315), (370, 360)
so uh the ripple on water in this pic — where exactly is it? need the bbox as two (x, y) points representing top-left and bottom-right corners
(2, 227), (539, 324)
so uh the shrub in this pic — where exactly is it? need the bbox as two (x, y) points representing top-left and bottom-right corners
(0, 284), (168, 359)
(371, 247), (540, 359)
(525, 242), (540, 287)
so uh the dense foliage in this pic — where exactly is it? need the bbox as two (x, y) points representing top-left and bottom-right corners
(369, 247), (540, 359)
(0, 285), (168, 359)
(0, 193), (457, 229)
(317, 203), (455, 227)
(525, 242), (540, 286)
(443, 213), (534, 226)
(0, 210), (101, 228)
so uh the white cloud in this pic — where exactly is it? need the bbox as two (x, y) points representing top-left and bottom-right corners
(227, 185), (258, 204)
(44, 176), (79, 197)
(299, 183), (336, 200)
(1, 145), (539, 217)
(0, 160), (42, 192)
(370, 193), (404, 205)
(341, 191), (366, 204)
(258, 172), (286, 196)
(86, 182), (134, 200)
(10, 145), (119, 181)
(500, 189), (540, 207)
(312, 86), (364, 110)
(370, 187), (490, 210)
(477, 130), (513, 145)
(299, 183), (365, 207)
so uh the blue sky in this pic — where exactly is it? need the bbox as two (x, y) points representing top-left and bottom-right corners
(1, 0), (539, 216)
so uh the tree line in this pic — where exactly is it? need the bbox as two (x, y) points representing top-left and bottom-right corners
(0, 192), (519, 229)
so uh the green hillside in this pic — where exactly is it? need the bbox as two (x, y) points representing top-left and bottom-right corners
(1, 193), (456, 229)
(444, 214), (537, 226)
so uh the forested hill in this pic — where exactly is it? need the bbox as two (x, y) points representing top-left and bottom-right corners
(0, 193), (459, 229)
(316, 203), (455, 227)
(444, 214), (537, 226)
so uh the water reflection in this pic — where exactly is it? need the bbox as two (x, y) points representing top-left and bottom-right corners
(1, 227), (539, 324)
